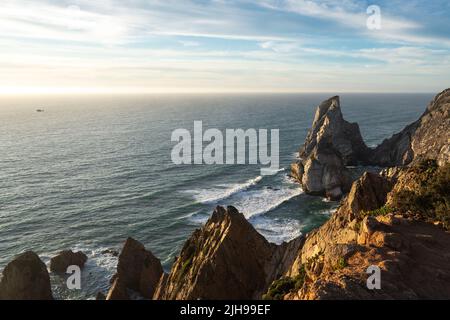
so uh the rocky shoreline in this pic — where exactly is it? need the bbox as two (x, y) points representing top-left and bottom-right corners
(1, 89), (449, 300)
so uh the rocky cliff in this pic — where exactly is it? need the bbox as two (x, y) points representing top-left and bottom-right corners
(373, 88), (450, 166)
(1, 90), (448, 301)
(271, 89), (450, 299)
(268, 161), (450, 300)
(292, 89), (450, 200)
(153, 206), (303, 300)
(292, 96), (370, 200)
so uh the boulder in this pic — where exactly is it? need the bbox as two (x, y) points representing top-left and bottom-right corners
(49, 250), (88, 273)
(0, 251), (53, 300)
(107, 237), (163, 299)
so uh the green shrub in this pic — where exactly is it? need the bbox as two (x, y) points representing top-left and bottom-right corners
(361, 205), (394, 218)
(391, 161), (450, 229)
(263, 265), (307, 300)
(336, 257), (347, 270)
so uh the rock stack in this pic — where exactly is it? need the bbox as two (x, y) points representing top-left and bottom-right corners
(0, 251), (53, 300)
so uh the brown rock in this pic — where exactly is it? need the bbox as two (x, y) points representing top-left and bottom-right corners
(293, 96), (368, 199)
(50, 250), (88, 273)
(373, 88), (450, 166)
(106, 278), (129, 300)
(300, 96), (370, 165)
(279, 166), (450, 300)
(0, 251), (53, 300)
(154, 206), (302, 300)
(111, 237), (163, 299)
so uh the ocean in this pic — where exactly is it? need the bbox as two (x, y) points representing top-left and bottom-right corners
(0, 93), (432, 299)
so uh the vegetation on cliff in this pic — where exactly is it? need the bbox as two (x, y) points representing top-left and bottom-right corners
(390, 160), (450, 229)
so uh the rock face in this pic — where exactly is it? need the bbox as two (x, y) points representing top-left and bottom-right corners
(268, 165), (450, 300)
(300, 96), (370, 165)
(153, 206), (303, 300)
(49, 250), (88, 273)
(106, 278), (129, 300)
(293, 89), (450, 199)
(292, 96), (368, 199)
(0, 251), (53, 300)
(373, 88), (450, 166)
(107, 237), (163, 300)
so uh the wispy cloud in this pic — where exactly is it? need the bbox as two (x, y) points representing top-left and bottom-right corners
(0, 0), (449, 93)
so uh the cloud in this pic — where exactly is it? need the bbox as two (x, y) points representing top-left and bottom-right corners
(0, 0), (449, 93)
(257, 0), (450, 46)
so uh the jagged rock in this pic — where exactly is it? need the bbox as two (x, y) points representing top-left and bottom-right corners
(108, 237), (163, 299)
(153, 206), (303, 300)
(293, 96), (368, 199)
(276, 166), (450, 300)
(49, 250), (88, 273)
(0, 251), (53, 300)
(292, 89), (450, 200)
(286, 172), (393, 276)
(152, 273), (168, 300)
(106, 278), (129, 300)
(373, 88), (450, 166)
(300, 96), (370, 164)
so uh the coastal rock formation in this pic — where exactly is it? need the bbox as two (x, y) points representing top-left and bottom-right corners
(107, 237), (163, 300)
(293, 89), (450, 200)
(153, 206), (303, 300)
(49, 250), (88, 273)
(299, 96), (370, 165)
(106, 278), (129, 300)
(0, 251), (53, 300)
(267, 161), (450, 300)
(373, 88), (450, 166)
(292, 96), (367, 199)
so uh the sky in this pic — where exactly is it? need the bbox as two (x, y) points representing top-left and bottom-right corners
(0, 0), (450, 94)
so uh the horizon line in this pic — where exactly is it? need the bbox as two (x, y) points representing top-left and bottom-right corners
(0, 87), (440, 96)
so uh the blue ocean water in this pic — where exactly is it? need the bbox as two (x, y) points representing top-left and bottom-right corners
(0, 93), (432, 299)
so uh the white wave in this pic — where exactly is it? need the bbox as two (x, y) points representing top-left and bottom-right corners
(252, 216), (303, 245)
(186, 176), (263, 204)
(187, 186), (303, 223)
(233, 187), (303, 219)
(318, 208), (336, 215)
(43, 244), (119, 300)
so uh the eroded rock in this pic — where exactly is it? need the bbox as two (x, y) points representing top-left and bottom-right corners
(292, 96), (368, 199)
(107, 237), (163, 299)
(154, 206), (303, 300)
(50, 250), (88, 273)
(0, 251), (53, 300)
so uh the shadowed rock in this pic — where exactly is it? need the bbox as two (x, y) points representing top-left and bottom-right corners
(0, 251), (53, 300)
(50, 250), (88, 273)
(373, 88), (450, 166)
(107, 237), (163, 300)
(153, 206), (303, 300)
